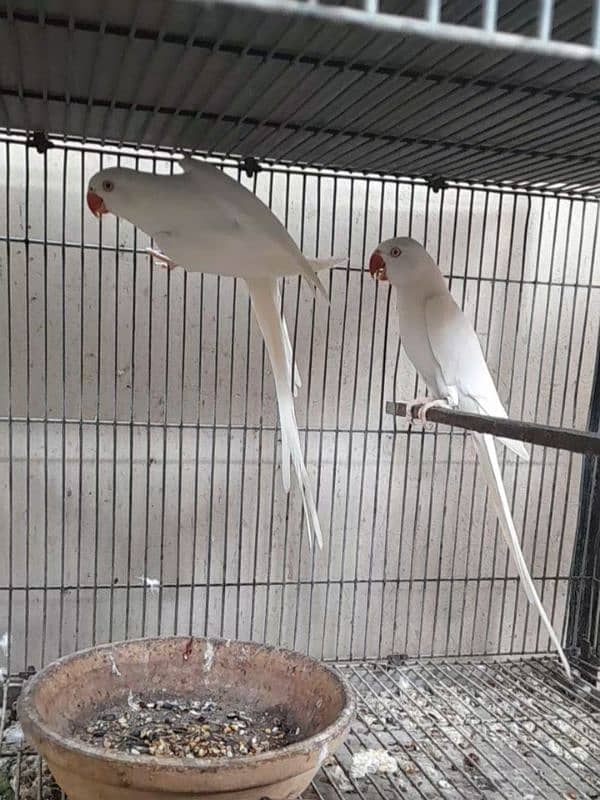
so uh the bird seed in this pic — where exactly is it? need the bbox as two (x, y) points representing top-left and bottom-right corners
(78, 697), (301, 759)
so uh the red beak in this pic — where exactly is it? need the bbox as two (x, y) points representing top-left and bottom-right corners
(369, 250), (387, 280)
(87, 190), (107, 218)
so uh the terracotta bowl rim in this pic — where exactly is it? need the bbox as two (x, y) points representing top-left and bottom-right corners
(18, 635), (356, 774)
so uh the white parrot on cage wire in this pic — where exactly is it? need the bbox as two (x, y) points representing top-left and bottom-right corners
(86, 156), (345, 549)
(368, 236), (572, 680)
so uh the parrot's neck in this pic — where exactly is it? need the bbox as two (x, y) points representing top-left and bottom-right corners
(393, 261), (448, 297)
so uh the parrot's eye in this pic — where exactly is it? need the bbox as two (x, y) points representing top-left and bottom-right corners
(102, 179), (114, 192)
(390, 246), (402, 258)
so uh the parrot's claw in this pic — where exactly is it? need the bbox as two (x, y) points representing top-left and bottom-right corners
(406, 397), (430, 425)
(407, 398), (451, 426)
(146, 247), (178, 270)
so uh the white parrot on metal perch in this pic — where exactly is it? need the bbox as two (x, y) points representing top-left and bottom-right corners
(369, 236), (571, 680)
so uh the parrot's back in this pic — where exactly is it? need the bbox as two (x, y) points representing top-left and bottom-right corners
(123, 163), (309, 279)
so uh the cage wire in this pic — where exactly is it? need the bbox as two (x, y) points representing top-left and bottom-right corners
(0, 134), (600, 798)
(1, 137), (599, 669)
(3, 660), (600, 798)
(5, 0), (600, 189)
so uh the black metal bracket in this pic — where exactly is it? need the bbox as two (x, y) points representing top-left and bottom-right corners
(426, 176), (448, 193)
(26, 131), (54, 154)
(567, 327), (600, 667)
(241, 156), (261, 178)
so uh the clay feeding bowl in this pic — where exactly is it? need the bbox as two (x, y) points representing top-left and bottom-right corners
(18, 636), (355, 800)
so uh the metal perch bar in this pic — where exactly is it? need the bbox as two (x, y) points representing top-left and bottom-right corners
(386, 401), (600, 456)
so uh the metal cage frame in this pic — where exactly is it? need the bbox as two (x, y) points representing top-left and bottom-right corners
(2, 1), (600, 797)
(1, 133), (598, 671)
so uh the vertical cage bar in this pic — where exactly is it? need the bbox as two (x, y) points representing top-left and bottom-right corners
(347, 176), (373, 660)
(41, 146), (49, 665)
(219, 237), (237, 639)
(187, 267), (205, 637)
(538, 0), (554, 41)
(303, 172), (322, 655)
(467, 189), (506, 657)
(593, 0), (600, 50)
(567, 330), (600, 662)
(157, 227), (172, 638)
(248, 166), (266, 644)
(75, 150), (85, 652)
(275, 171), (293, 648)
(447, 188), (489, 656)
(58, 150), (68, 656)
(108, 163), (121, 643)
(361, 179), (391, 659)
(91, 150), (104, 647)
(24, 145), (31, 667)
(483, 0), (499, 31)
(492, 194), (532, 657)
(426, 0), (442, 25)
(391, 181), (420, 656)
(4, 142), (14, 677)
(291, 172), (309, 652)
(512, 193), (549, 660)
(332, 175), (357, 661)
(174, 268), (187, 635)
(124, 154), (140, 640)
(415, 185), (454, 658)
(141, 158), (155, 638)
(375, 178), (402, 660)
(318, 175), (340, 661)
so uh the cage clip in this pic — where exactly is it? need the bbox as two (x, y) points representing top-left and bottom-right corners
(386, 653), (407, 666)
(242, 157), (261, 178)
(576, 640), (600, 688)
(27, 131), (55, 154)
(426, 176), (448, 193)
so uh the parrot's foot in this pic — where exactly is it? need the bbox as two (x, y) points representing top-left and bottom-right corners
(146, 247), (177, 270)
(407, 398), (451, 425)
(406, 397), (430, 426)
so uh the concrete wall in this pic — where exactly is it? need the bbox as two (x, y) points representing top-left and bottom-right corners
(0, 140), (599, 673)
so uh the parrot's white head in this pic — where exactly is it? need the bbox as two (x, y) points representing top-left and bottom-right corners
(87, 166), (161, 224)
(368, 237), (436, 287)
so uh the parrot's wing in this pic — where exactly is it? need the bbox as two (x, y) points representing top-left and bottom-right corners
(180, 158), (329, 295)
(424, 293), (504, 414)
(425, 293), (529, 460)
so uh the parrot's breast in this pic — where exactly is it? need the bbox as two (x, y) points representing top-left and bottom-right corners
(395, 292), (450, 398)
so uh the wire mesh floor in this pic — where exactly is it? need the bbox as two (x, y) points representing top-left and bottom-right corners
(1, 657), (599, 799)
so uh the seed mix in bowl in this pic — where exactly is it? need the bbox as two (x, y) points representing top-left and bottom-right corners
(78, 696), (302, 759)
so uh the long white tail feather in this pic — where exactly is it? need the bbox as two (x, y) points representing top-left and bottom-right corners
(246, 276), (323, 549)
(473, 432), (571, 680)
(499, 436), (530, 461)
(277, 285), (300, 484)
(307, 256), (348, 274)
(280, 307), (302, 396)
(300, 259), (329, 300)
(280, 429), (292, 494)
